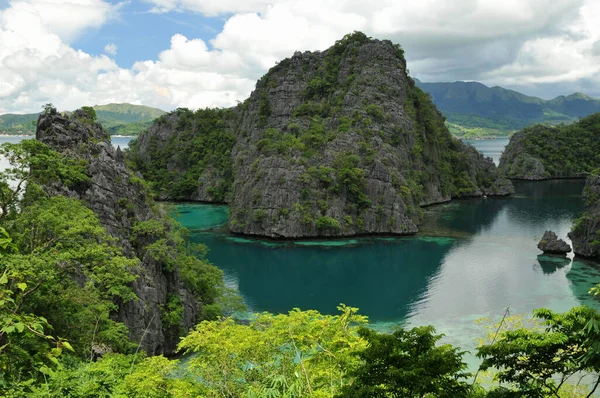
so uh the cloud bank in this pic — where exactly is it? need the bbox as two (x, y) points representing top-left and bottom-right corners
(0, 0), (599, 114)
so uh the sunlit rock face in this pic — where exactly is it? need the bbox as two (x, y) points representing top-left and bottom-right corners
(131, 33), (512, 239)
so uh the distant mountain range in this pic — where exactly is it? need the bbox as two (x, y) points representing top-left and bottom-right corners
(415, 79), (600, 138)
(0, 103), (166, 136)
(3, 82), (600, 139)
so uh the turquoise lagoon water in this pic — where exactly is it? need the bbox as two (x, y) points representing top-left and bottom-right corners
(175, 179), (600, 368)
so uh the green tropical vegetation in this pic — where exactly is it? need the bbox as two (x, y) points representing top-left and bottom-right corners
(0, 137), (230, 395)
(0, 103), (165, 136)
(2, 137), (600, 397)
(501, 113), (600, 178)
(127, 107), (236, 201)
(415, 80), (600, 138)
(2, 33), (600, 398)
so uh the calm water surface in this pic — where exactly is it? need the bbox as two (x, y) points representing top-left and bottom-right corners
(465, 138), (510, 165)
(175, 179), (600, 367)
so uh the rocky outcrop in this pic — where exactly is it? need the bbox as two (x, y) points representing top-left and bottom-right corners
(499, 129), (548, 180)
(130, 32), (513, 238)
(36, 107), (201, 355)
(569, 174), (600, 260)
(499, 115), (600, 180)
(537, 230), (572, 254)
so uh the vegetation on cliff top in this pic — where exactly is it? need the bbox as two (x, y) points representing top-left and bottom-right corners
(127, 107), (236, 201)
(500, 113), (600, 179)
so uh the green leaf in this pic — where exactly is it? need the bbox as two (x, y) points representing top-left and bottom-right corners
(17, 282), (27, 291)
(2, 325), (15, 334)
(62, 341), (74, 352)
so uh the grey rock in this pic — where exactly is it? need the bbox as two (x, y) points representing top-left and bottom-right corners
(484, 176), (516, 196)
(36, 109), (200, 355)
(499, 130), (548, 180)
(537, 230), (572, 254)
(130, 34), (513, 239)
(569, 175), (600, 260)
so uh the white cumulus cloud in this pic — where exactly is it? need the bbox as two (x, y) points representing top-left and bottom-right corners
(1, 0), (600, 115)
(104, 43), (117, 56)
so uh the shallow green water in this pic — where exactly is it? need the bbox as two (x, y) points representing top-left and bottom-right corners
(175, 179), (600, 366)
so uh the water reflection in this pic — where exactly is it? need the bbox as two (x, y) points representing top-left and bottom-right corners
(178, 178), (600, 342)
(536, 255), (571, 275)
(567, 259), (600, 308)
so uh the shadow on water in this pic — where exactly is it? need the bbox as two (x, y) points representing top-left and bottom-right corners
(505, 180), (586, 232)
(189, 232), (456, 323)
(420, 196), (509, 238)
(536, 255), (571, 275)
(567, 258), (600, 308)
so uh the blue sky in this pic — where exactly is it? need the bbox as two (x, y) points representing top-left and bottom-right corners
(0, 0), (598, 114)
(72, 2), (226, 68)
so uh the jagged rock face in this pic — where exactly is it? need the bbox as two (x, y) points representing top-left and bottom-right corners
(36, 108), (199, 355)
(569, 175), (600, 260)
(227, 35), (511, 238)
(129, 33), (513, 238)
(537, 230), (572, 254)
(499, 129), (548, 180)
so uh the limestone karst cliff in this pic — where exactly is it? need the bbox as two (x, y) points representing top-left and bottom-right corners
(129, 32), (513, 238)
(36, 107), (221, 354)
(499, 113), (600, 180)
(569, 174), (600, 260)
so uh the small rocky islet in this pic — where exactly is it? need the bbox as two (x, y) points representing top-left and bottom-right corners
(537, 230), (572, 255)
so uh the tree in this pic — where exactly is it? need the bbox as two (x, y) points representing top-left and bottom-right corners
(337, 326), (470, 398)
(25, 354), (204, 397)
(477, 306), (600, 398)
(80, 106), (97, 121)
(0, 139), (88, 220)
(0, 227), (74, 394)
(178, 305), (368, 398)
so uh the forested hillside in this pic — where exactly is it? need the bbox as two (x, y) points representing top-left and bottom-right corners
(499, 113), (600, 180)
(416, 80), (600, 138)
(0, 103), (165, 136)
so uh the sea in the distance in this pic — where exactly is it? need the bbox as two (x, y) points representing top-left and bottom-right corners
(464, 137), (509, 165)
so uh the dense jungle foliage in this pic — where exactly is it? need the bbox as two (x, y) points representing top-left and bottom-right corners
(509, 113), (600, 178)
(127, 108), (236, 201)
(0, 139), (232, 395)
